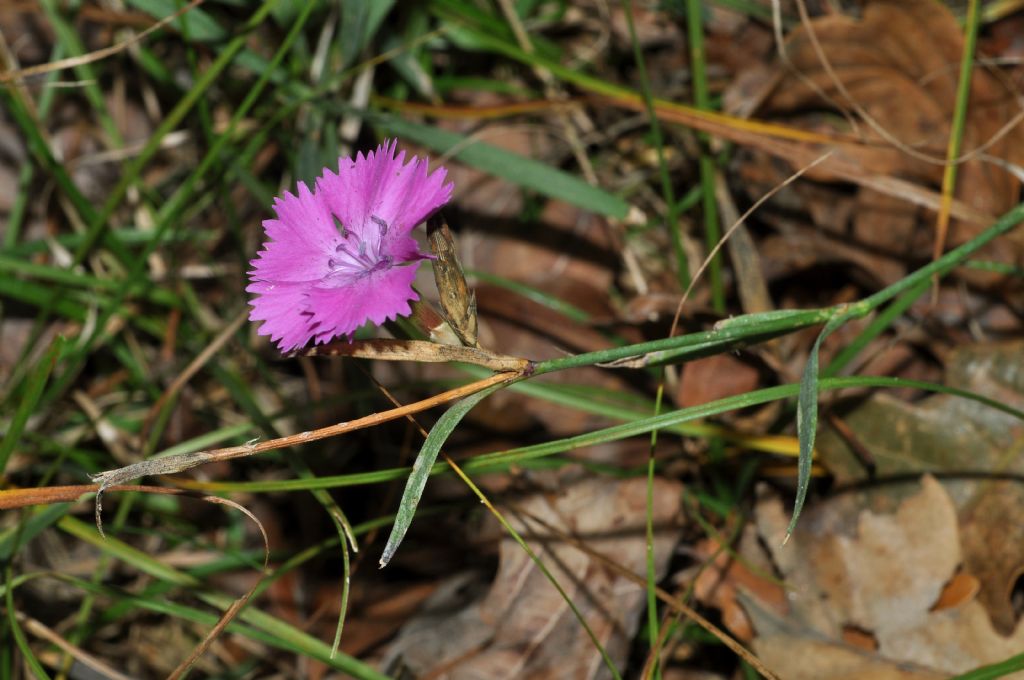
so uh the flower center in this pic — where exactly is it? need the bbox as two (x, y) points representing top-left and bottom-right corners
(326, 215), (392, 280)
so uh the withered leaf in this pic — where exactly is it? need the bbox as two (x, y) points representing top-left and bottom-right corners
(427, 214), (480, 348)
(742, 477), (1024, 679)
(756, 0), (1024, 268)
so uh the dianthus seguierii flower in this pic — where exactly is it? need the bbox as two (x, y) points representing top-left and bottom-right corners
(247, 141), (453, 351)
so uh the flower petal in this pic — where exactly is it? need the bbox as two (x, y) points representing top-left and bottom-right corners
(249, 141), (452, 352)
(317, 140), (452, 256)
(246, 279), (316, 351)
(306, 263), (422, 344)
(249, 181), (340, 284)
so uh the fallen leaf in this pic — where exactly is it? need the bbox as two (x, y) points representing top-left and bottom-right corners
(689, 537), (788, 642)
(740, 476), (1024, 679)
(381, 477), (683, 679)
(958, 481), (1024, 634)
(817, 341), (1024, 633)
(740, 0), (1024, 281)
(931, 570), (980, 613)
(676, 354), (761, 410)
(765, 0), (1024, 219)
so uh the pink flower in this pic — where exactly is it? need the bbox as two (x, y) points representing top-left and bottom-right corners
(247, 141), (453, 351)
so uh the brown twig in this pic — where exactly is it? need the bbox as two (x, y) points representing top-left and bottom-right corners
(166, 495), (270, 680)
(89, 371), (521, 535)
(0, 484), (166, 509)
(0, 0), (206, 83)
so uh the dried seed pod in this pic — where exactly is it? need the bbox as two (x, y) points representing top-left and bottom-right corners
(427, 213), (479, 348)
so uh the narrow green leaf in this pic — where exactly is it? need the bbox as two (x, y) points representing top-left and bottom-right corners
(4, 570), (50, 679)
(0, 336), (65, 473)
(126, 0), (227, 42)
(534, 307), (833, 374)
(934, 0), (981, 252)
(468, 269), (592, 323)
(380, 384), (504, 567)
(713, 309), (831, 330)
(0, 505), (70, 561)
(368, 112), (631, 219)
(25, 570), (390, 677)
(340, 0), (397, 68)
(788, 314), (847, 540)
(950, 651), (1024, 680)
(692, 13), (727, 301)
(622, 0), (689, 290)
(58, 516), (199, 587)
(218, 599), (391, 679)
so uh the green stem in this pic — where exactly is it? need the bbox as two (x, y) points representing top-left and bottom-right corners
(534, 308), (832, 374)
(621, 0), (689, 288)
(645, 383), (664, 678)
(848, 200), (1024, 319)
(823, 280), (928, 378)
(686, 0), (724, 312)
(934, 0), (981, 260)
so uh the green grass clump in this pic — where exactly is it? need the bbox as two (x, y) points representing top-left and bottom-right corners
(2, 2), (1023, 678)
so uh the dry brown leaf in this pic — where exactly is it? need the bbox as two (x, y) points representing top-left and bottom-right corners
(689, 537), (788, 642)
(748, 0), (1024, 277)
(750, 636), (945, 680)
(958, 481), (1024, 635)
(676, 354), (761, 409)
(739, 476), (1024, 679)
(931, 570), (980, 613)
(767, 0), (1024, 217)
(381, 477), (683, 680)
(817, 341), (1024, 637)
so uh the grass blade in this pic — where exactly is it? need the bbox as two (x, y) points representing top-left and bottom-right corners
(126, 0), (227, 42)
(932, 0), (982, 266)
(367, 112), (630, 219)
(621, 0), (688, 289)
(0, 336), (65, 474)
(951, 651), (1024, 680)
(380, 383), (504, 567)
(788, 314), (846, 540)
(685, 0), (723, 310)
